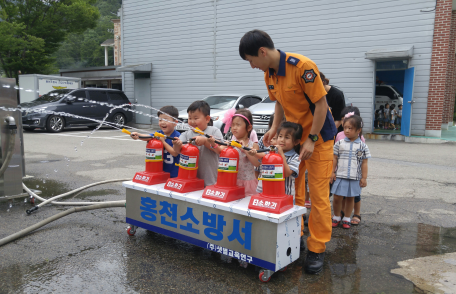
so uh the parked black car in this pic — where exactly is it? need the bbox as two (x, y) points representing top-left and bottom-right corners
(19, 88), (133, 133)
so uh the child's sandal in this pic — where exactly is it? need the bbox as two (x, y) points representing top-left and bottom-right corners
(351, 215), (361, 225)
(342, 221), (351, 229)
(332, 218), (341, 228)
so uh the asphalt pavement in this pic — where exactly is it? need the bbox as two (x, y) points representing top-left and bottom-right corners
(1, 126), (456, 293)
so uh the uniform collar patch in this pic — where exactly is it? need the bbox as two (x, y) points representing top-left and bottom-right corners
(287, 56), (300, 66)
(302, 69), (317, 83)
(269, 49), (287, 77)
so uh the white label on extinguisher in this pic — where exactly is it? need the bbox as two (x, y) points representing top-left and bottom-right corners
(180, 155), (197, 168)
(146, 148), (162, 160)
(261, 164), (283, 179)
(218, 157), (237, 171)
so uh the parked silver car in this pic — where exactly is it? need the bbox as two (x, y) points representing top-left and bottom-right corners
(176, 94), (263, 134)
(250, 94), (353, 136)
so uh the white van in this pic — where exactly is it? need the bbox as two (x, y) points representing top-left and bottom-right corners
(375, 85), (403, 110)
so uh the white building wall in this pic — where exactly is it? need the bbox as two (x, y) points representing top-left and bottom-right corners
(122, 0), (435, 135)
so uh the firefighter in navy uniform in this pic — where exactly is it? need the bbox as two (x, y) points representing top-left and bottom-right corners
(239, 30), (337, 274)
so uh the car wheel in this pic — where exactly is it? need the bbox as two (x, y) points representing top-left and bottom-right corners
(46, 115), (65, 133)
(23, 127), (35, 132)
(112, 113), (126, 127)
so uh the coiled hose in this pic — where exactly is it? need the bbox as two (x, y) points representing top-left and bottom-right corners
(0, 201), (126, 246)
(24, 178), (130, 214)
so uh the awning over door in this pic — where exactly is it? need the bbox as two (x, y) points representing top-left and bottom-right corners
(365, 46), (414, 60)
(116, 63), (152, 72)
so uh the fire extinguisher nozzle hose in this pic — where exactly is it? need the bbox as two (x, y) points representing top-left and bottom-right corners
(214, 140), (228, 146)
(256, 148), (270, 153)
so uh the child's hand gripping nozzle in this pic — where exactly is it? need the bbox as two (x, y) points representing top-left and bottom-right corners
(248, 145), (293, 214)
(132, 133), (170, 185)
(202, 141), (245, 202)
(164, 138), (205, 193)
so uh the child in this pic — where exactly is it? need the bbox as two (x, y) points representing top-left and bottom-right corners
(383, 103), (390, 129)
(390, 104), (397, 130)
(336, 106), (366, 143)
(376, 105), (384, 130)
(222, 108), (259, 195)
(130, 106), (180, 178)
(397, 104), (402, 130)
(331, 115), (371, 229)
(335, 106), (365, 225)
(256, 122), (302, 203)
(173, 101), (222, 186)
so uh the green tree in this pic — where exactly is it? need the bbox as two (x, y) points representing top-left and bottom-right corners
(0, 0), (100, 78)
(54, 0), (122, 69)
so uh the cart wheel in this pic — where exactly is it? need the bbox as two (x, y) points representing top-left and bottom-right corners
(259, 271), (271, 283)
(279, 266), (287, 272)
(30, 197), (35, 205)
(127, 227), (136, 236)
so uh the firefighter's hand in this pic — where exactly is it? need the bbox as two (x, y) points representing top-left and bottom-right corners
(130, 132), (139, 140)
(263, 128), (277, 147)
(330, 172), (336, 184)
(193, 136), (207, 146)
(300, 138), (315, 161)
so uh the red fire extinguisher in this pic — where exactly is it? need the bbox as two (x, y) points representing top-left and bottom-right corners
(130, 132), (170, 185)
(202, 143), (245, 202)
(164, 139), (205, 193)
(248, 146), (293, 214)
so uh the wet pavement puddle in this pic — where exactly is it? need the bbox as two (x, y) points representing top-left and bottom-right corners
(2, 179), (456, 293)
(2, 220), (455, 293)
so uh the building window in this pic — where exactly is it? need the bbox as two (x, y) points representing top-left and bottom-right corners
(134, 73), (150, 79)
(376, 60), (408, 71)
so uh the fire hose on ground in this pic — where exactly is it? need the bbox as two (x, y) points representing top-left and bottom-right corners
(24, 178), (131, 214)
(0, 201), (126, 247)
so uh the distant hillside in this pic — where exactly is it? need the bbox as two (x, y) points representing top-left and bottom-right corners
(54, 0), (122, 70)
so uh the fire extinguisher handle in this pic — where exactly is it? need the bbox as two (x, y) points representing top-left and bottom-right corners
(256, 148), (270, 153)
(138, 135), (153, 139)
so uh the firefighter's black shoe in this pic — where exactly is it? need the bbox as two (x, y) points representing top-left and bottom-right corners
(304, 250), (325, 274)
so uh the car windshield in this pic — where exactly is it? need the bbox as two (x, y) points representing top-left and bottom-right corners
(35, 90), (72, 102)
(391, 86), (403, 97)
(261, 96), (275, 103)
(204, 96), (238, 110)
